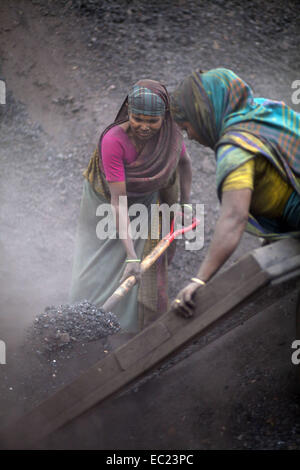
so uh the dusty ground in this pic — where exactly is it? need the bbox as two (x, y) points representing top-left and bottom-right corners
(0, 0), (299, 450)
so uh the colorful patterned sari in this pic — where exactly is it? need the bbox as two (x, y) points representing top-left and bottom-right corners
(171, 68), (300, 239)
(70, 80), (182, 332)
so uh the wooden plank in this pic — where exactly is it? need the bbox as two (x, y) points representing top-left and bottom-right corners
(252, 238), (300, 271)
(115, 321), (171, 371)
(267, 254), (300, 279)
(2, 239), (300, 449)
(0, 253), (268, 449)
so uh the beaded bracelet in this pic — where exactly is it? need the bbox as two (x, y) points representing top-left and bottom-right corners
(191, 277), (206, 285)
(125, 259), (141, 263)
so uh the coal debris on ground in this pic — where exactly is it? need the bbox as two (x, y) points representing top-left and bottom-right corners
(26, 300), (120, 353)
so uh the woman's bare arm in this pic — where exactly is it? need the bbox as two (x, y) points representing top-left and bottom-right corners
(108, 181), (141, 282)
(178, 149), (192, 205)
(172, 188), (252, 316)
(196, 188), (252, 282)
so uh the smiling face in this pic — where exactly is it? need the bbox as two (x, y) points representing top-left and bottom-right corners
(128, 112), (164, 141)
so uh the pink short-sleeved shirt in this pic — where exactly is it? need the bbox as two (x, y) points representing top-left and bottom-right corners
(101, 125), (186, 182)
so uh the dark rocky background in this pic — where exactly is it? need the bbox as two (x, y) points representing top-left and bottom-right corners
(0, 0), (299, 450)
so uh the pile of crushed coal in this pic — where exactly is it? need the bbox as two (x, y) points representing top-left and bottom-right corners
(27, 300), (120, 352)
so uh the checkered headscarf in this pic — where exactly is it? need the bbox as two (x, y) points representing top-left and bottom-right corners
(98, 78), (183, 197)
(128, 85), (166, 116)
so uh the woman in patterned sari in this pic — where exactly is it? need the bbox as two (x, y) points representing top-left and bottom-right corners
(170, 68), (300, 316)
(70, 79), (192, 332)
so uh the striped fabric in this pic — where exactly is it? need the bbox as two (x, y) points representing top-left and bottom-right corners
(217, 142), (300, 239)
(81, 79), (182, 328)
(216, 132), (300, 197)
(171, 68), (300, 238)
(128, 85), (166, 116)
(85, 79), (183, 198)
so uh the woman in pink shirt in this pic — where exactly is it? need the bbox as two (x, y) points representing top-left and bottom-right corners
(70, 79), (192, 335)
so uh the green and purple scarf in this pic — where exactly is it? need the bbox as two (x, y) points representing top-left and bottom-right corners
(171, 68), (300, 239)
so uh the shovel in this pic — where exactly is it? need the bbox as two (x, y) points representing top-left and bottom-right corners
(102, 212), (200, 312)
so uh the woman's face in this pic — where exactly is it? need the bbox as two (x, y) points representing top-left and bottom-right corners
(178, 120), (208, 146)
(128, 113), (164, 141)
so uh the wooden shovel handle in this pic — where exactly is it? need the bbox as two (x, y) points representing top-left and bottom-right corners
(101, 238), (170, 312)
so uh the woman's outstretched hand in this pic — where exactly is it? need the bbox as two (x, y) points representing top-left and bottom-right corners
(119, 262), (142, 284)
(171, 281), (202, 318)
